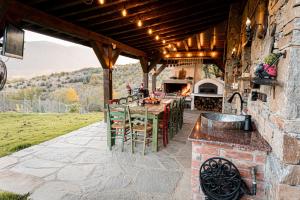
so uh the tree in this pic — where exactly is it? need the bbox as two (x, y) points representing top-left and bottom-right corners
(65, 88), (79, 103)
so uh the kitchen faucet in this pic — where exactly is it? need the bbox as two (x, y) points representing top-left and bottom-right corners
(227, 92), (245, 114)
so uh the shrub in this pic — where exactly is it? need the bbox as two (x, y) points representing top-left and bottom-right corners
(69, 103), (80, 113)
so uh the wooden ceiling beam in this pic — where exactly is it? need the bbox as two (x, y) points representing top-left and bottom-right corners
(163, 51), (222, 59)
(183, 40), (189, 51)
(80, 0), (185, 24)
(196, 33), (201, 50)
(106, 4), (229, 37)
(7, 0), (146, 58)
(87, 0), (209, 28)
(128, 19), (226, 48)
(116, 14), (227, 42)
(59, 0), (158, 19)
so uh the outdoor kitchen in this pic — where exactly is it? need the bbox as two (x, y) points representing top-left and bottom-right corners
(0, 0), (299, 200)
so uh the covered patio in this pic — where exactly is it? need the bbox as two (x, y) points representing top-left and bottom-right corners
(1, 0), (300, 199)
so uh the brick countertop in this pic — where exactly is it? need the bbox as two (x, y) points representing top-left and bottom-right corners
(188, 116), (272, 152)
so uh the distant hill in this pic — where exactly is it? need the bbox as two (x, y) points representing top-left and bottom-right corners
(3, 41), (101, 79)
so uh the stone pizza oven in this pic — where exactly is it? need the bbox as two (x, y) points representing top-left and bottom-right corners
(191, 78), (224, 111)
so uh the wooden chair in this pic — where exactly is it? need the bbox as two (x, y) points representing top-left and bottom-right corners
(106, 104), (130, 152)
(108, 99), (119, 104)
(127, 95), (134, 103)
(119, 97), (128, 105)
(169, 99), (180, 138)
(128, 106), (153, 155)
(132, 94), (139, 101)
(159, 103), (170, 147)
(178, 97), (185, 130)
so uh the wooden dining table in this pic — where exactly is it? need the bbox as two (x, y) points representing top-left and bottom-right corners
(107, 98), (175, 152)
(143, 98), (173, 152)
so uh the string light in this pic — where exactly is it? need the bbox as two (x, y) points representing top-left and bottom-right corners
(163, 50), (167, 54)
(148, 28), (153, 35)
(162, 40), (166, 44)
(99, 0), (105, 5)
(168, 44), (171, 48)
(173, 47), (177, 51)
(137, 19), (142, 27)
(155, 35), (160, 40)
(121, 8), (127, 17)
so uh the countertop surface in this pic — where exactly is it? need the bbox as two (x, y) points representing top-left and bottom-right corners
(188, 116), (272, 152)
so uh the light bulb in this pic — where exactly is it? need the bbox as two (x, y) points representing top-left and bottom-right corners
(155, 35), (160, 40)
(168, 44), (171, 48)
(148, 28), (153, 35)
(246, 17), (251, 27)
(173, 47), (177, 51)
(121, 9), (127, 17)
(162, 40), (166, 44)
(163, 50), (167, 54)
(137, 19), (142, 27)
(99, 0), (105, 5)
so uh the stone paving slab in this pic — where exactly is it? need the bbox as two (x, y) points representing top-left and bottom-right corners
(0, 111), (200, 200)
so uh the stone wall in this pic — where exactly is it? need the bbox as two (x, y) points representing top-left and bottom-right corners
(224, 0), (300, 198)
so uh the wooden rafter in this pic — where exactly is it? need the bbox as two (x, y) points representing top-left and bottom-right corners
(59, 0), (158, 19)
(164, 51), (222, 59)
(7, 0), (146, 58)
(104, 3), (228, 36)
(82, 0), (185, 26)
(183, 40), (189, 51)
(196, 33), (201, 50)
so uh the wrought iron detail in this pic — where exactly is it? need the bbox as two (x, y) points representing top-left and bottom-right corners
(199, 157), (250, 200)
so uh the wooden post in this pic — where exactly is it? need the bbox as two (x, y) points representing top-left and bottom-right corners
(103, 68), (113, 105)
(139, 56), (161, 90)
(91, 41), (120, 121)
(152, 74), (156, 91)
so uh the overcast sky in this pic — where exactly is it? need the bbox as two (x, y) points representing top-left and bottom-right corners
(24, 30), (139, 65)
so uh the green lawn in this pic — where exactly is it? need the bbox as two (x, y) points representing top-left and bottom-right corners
(0, 112), (103, 157)
(0, 191), (30, 200)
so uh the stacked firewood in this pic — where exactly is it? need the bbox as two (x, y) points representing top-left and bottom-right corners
(194, 97), (222, 112)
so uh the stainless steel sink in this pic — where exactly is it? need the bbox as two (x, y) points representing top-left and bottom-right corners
(201, 112), (245, 130)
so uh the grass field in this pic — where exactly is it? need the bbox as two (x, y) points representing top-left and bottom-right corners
(0, 112), (103, 157)
(0, 191), (30, 200)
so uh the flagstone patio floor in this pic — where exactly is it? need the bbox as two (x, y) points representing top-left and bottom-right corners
(0, 111), (200, 200)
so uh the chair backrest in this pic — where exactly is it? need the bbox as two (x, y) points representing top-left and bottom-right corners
(107, 104), (127, 127)
(119, 97), (128, 105)
(137, 93), (144, 99)
(108, 99), (119, 105)
(132, 94), (139, 101)
(163, 103), (171, 124)
(128, 106), (148, 132)
(127, 95), (134, 103)
(179, 97), (186, 110)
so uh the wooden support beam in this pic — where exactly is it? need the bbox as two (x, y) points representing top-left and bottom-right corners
(0, 0), (10, 35)
(91, 41), (121, 69)
(92, 41), (120, 114)
(152, 73), (157, 92)
(6, 0), (146, 58)
(143, 73), (149, 90)
(196, 33), (201, 50)
(155, 64), (167, 76)
(183, 40), (189, 51)
(164, 51), (222, 59)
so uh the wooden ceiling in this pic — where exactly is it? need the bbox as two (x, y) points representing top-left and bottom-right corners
(10, 0), (232, 59)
